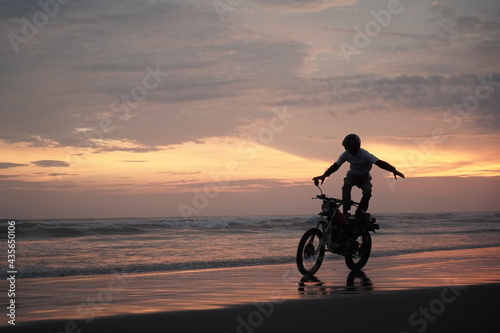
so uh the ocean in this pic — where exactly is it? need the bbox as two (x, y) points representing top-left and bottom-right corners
(3, 212), (500, 280)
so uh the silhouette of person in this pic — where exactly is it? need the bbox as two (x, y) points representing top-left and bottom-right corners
(313, 134), (405, 216)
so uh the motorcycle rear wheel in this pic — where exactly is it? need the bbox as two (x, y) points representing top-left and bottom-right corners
(345, 230), (372, 271)
(296, 228), (325, 275)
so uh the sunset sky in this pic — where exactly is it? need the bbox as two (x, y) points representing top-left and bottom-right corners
(1, 0), (499, 219)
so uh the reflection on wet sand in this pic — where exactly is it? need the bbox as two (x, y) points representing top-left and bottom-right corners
(11, 248), (500, 323)
(298, 270), (374, 296)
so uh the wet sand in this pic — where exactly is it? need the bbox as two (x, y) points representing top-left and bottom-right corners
(3, 247), (500, 332)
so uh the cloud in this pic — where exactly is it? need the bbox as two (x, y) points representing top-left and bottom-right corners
(279, 72), (500, 121)
(0, 0), (312, 150)
(0, 175), (19, 178)
(429, 2), (457, 20)
(427, 2), (500, 40)
(1, 0), (498, 161)
(0, 0), (47, 19)
(94, 146), (162, 153)
(157, 171), (202, 176)
(0, 0), (499, 219)
(0, 162), (28, 169)
(253, 0), (357, 12)
(166, 177), (305, 193)
(31, 160), (71, 167)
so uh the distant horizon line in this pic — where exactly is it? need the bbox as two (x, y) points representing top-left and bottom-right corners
(3, 210), (499, 221)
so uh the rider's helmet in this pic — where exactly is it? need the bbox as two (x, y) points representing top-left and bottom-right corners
(342, 134), (361, 155)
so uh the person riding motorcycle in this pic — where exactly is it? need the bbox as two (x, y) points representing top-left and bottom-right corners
(313, 134), (405, 217)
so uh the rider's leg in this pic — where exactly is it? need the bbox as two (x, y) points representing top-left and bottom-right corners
(357, 180), (372, 214)
(342, 176), (354, 214)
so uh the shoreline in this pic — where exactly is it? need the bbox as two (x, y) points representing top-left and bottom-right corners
(2, 247), (500, 329)
(5, 283), (500, 332)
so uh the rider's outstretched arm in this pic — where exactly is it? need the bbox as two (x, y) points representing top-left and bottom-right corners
(375, 160), (405, 179)
(323, 163), (340, 177)
(313, 163), (340, 184)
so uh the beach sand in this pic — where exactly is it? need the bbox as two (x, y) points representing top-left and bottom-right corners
(4, 247), (500, 332)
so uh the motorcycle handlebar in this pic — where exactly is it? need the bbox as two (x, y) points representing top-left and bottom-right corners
(313, 194), (359, 206)
(313, 182), (359, 206)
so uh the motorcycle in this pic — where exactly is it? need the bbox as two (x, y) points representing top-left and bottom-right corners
(296, 180), (379, 275)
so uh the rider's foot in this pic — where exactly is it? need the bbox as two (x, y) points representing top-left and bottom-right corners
(355, 210), (371, 219)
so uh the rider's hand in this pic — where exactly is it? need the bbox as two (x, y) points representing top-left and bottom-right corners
(312, 175), (326, 185)
(393, 170), (405, 179)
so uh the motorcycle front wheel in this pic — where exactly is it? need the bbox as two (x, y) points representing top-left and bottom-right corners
(296, 228), (325, 275)
(345, 230), (372, 271)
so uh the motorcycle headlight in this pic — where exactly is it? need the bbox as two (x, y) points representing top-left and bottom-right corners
(321, 202), (332, 213)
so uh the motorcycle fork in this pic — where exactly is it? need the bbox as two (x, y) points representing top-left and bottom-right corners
(314, 220), (331, 254)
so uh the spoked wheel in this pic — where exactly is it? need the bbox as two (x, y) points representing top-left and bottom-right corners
(345, 230), (372, 271)
(296, 228), (325, 275)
